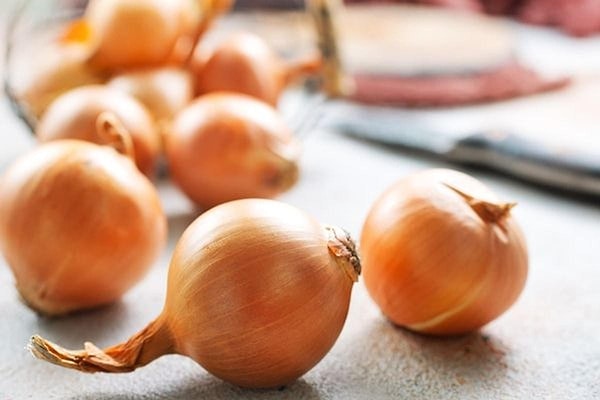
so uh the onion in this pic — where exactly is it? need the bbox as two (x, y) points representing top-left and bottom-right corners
(165, 92), (300, 208)
(29, 199), (361, 388)
(108, 67), (194, 122)
(16, 44), (104, 119)
(0, 123), (167, 316)
(84, 0), (191, 69)
(192, 32), (321, 105)
(36, 85), (161, 177)
(360, 169), (528, 335)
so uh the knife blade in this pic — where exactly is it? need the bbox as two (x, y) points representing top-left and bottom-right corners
(321, 102), (600, 196)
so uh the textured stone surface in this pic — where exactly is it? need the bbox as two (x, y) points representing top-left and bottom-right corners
(1, 97), (600, 398)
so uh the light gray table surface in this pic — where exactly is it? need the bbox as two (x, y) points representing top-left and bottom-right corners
(1, 5), (600, 400)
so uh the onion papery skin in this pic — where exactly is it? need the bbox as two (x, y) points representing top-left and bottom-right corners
(0, 140), (167, 316)
(360, 169), (528, 336)
(165, 92), (300, 208)
(36, 85), (161, 177)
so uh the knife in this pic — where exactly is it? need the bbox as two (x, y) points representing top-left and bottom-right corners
(318, 102), (600, 196)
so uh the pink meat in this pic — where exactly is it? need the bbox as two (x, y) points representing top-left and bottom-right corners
(349, 61), (570, 106)
(480, 0), (519, 14)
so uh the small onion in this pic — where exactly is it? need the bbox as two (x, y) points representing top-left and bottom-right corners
(192, 32), (321, 105)
(165, 92), (300, 208)
(16, 44), (104, 119)
(36, 85), (161, 177)
(360, 169), (528, 335)
(85, 0), (189, 69)
(29, 199), (361, 388)
(0, 125), (167, 316)
(108, 67), (194, 122)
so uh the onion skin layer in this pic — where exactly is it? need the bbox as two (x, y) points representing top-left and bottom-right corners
(0, 141), (167, 316)
(165, 92), (300, 208)
(29, 199), (361, 389)
(36, 85), (161, 177)
(361, 169), (528, 336)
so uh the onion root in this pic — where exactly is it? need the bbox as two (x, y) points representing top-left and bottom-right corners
(29, 316), (172, 373)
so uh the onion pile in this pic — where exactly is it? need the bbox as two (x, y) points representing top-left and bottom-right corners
(5, 0), (315, 321)
(29, 199), (361, 388)
(15, 0), (237, 121)
(62, 0), (236, 70)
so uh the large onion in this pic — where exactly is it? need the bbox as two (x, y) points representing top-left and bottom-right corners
(0, 136), (167, 316)
(361, 169), (528, 335)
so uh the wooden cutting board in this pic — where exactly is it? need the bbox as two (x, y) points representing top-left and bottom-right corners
(211, 4), (515, 76)
(337, 4), (514, 76)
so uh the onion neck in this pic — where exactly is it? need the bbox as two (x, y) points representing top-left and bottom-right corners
(283, 55), (323, 86)
(263, 140), (301, 192)
(445, 184), (517, 224)
(29, 315), (173, 373)
(325, 225), (361, 282)
(95, 112), (136, 161)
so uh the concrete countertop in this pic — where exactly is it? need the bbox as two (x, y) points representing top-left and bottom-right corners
(2, 90), (600, 398)
(1, 4), (600, 399)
